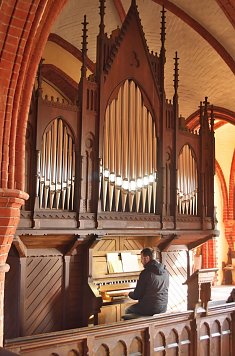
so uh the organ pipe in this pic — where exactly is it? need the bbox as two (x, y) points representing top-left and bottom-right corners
(122, 81), (129, 181)
(177, 145), (198, 215)
(102, 79), (158, 213)
(38, 118), (75, 210)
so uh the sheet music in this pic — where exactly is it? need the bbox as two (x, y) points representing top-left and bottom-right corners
(121, 252), (140, 272)
(107, 253), (123, 273)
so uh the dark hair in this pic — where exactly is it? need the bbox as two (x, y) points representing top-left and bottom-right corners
(141, 247), (154, 259)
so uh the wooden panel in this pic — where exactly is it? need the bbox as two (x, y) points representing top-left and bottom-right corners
(221, 318), (231, 356)
(92, 256), (108, 277)
(120, 236), (146, 250)
(93, 238), (118, 252)
(4, 255), (20, 339)
(120, 236), (161, 250)
(67, 253), (84, 328)
(153, 331), (165, 354)
(24, 256), (63, 335)
(96, 344), (109, 356)
(21, 234), (75, 249)
(112, 341), (127, 356)
(94, 330), (145, 356)
(211, 321), (221, 355)
(129, 337), (143, 355)
(199, 323), (210, 356)
(165, 330), (178, 355)
(179, 327), (191, 355)
(98, 304), (120, 325)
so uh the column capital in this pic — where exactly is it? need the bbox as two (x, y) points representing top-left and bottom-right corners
(0, 188), (29, 204)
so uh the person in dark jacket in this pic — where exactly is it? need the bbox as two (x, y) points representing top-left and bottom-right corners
(125, 247), (169, 317)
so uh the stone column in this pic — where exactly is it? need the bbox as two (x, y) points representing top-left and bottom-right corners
(0, 189), (28, 346)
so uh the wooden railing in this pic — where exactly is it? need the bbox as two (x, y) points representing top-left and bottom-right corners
(5, 303), (235, 356)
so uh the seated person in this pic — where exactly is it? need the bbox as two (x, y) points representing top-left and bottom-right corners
(123, 247), (169, 319)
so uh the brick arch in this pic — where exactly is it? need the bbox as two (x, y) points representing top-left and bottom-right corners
(186, 106), (235, 130)
(215, 159), (234, 250)
(202, 159), (231, 268)
(0, 0), (69, 191)
(42, 63), (78, 102)
(48, 33), (95, 73)
(215, 160), (229, 221)
(228, 151), (235, 248)
(229, 150), (235, 219)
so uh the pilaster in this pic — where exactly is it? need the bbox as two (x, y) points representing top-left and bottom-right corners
(0, 189), (28, 345)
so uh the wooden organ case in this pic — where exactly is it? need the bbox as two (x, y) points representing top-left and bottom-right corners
(5, 0), (217, 338)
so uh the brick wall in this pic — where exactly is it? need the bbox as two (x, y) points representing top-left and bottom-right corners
(0, 0), (68, 346)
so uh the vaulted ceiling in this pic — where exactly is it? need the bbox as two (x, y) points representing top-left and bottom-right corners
(47, 0), (235, 120)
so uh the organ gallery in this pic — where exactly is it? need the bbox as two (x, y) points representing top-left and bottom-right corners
(4, 0), (217, 337)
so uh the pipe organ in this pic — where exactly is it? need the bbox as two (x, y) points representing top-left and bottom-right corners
(6, 0), (216, 338)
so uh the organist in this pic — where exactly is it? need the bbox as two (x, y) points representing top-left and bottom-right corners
(123, 248), (169, 319)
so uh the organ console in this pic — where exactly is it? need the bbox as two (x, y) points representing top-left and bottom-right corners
(87, 236), (161, 324)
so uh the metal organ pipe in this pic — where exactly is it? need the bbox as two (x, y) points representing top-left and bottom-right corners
(122, 81), (129, 181)
(177, 145), (198, 215)
(102, 80), (158, 213)
(38, 118), (75, 210)
(129, 80), (135, 181)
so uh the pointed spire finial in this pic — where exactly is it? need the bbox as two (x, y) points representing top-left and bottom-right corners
(173, 51), (179, 95)
(81, 15), (88, 78)
(160, 6), (166, 62)
(99, 0), (106, 35)
(203, 97), (209, 118)
(202, 97), (210, 129)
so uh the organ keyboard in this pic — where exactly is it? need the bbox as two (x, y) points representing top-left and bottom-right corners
(88, 239), (143, 323)
(91, 274), (139, 304)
